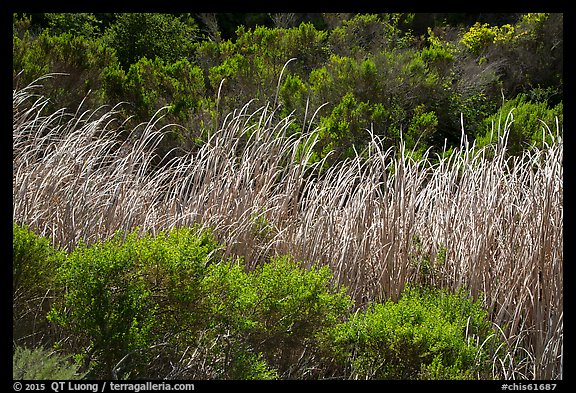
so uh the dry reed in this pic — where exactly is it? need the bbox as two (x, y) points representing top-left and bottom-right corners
(13, 75), (562, 379)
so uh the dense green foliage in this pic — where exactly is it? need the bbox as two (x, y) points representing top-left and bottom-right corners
(13, 223), (504, 379)
(104, 13), (199, 70)
(328, 286), (501, 379)
(13, 345), (86, 380)
(13, 12), (562, 164)
(13, 222), (65, 347)
(475, 93), (563, 155)
(44, 225), (353, 379)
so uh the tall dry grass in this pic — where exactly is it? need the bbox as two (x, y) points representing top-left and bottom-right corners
(13, 75), (562, 379)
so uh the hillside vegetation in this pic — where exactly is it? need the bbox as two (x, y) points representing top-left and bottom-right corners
(13, 13), (562, 380)
(13, 13), (562, 162)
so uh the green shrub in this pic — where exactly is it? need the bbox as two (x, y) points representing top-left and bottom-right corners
(278, 73), (309, 125)
(153, 254), (352, 379)
(103, 13), (198, 70)
(14, 224), (507, 380)
(406, 104), (439, 149)
(476, 94), (563, 155)
(207, 51), (268, 113)
(13, 29), (119, 113)
(47, 225), (353, 379)
(463, 13), (562, 104)
(247, 255), (353, 377)
(47, 230), (160, 378)
(329, 14), (405, 57)
(316, 92), (374, 161)
(168, 254), (353, 379)
(420, 28), (455, 77)
(234, 22), (328, 78)
(460, 22), (514, 54)
(47, 226), (225, 378)
(119, 56), (207, 131)
(277, 22), (330, 75)
(328, 286), (501, 379)
(13, 222), (62, 302)
(13, 222), (65, 347)
(203, 22), (328, 119)
(142, 226), (226, 334)
(13, 345), (86, 380)
(43, 13), (101, 37)
(146, 253), (351, 379)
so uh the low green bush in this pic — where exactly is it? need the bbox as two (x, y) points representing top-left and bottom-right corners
(47, 226), (223, 378)
(13, 345), (86, 380)
(47, 226), (353, 379)
(476, 94), (563, 155)
(246, 256), (353, 378)
(13, 222), (65, 347)
(12, 29), (118, 113)
(103, 13), (198, 71)
(15, 223), (506, 379)
(119, 57), (206, 124)
(328, 286), (502, 379)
